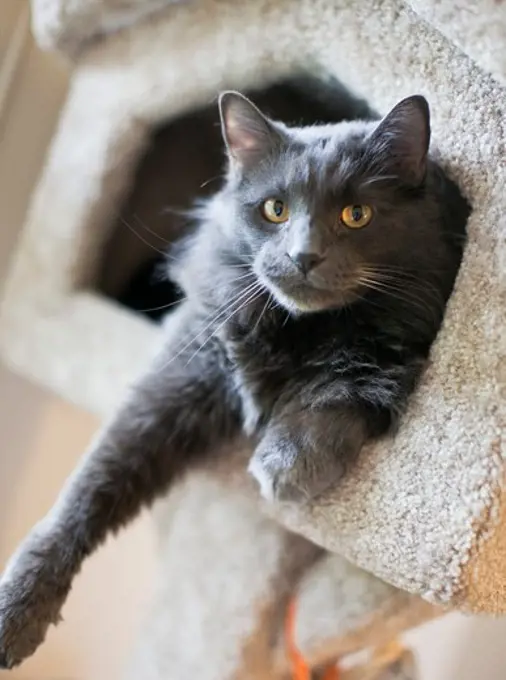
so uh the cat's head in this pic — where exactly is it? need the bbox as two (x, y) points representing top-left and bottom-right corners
(217, 91), (445, 314)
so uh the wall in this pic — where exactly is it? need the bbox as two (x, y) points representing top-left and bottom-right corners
(0, 3), (506, 679)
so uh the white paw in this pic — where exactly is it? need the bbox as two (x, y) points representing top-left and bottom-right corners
(247, 454), (277, 501)
(248, 438), (345, 503)
(248, 449), (311, 503)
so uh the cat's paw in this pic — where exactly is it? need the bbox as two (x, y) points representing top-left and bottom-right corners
(0, 539), (69, 668)
(248, 451), (305, 502)
(249, 437), (345, 503)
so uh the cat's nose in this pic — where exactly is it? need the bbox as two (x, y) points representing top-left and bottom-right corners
(288, 251), (325, 275)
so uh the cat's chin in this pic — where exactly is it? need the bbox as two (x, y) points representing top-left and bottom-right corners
(262, 278), (342, 315)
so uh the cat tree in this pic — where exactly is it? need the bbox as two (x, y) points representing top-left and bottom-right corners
(1, 0), (505, 677)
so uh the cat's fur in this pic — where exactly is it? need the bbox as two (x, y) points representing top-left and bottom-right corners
(0, 92), (469, 668)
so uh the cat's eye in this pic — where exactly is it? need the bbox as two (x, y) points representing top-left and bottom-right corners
(261, 198), (290, 223)
(340, 204), (373, 229)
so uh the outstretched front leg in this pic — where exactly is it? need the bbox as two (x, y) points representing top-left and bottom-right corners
(0, 305), (239, 669)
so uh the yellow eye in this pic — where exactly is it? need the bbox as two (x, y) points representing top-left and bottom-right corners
(261, 198), (290, 223)
(340, 204), (373, 229)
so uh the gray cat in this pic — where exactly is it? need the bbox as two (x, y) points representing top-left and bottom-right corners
(0, 91), (468, 668)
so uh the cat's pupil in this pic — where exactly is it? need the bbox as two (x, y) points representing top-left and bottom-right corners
(274, 200), (284, 216)
(351, 205), (363, 221)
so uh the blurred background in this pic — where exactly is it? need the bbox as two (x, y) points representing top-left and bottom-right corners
(1, 2), (506, 679)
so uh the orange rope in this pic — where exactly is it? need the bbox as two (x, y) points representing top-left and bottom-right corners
(286, 599), (310, 680)
(321, 666), (341, 680)
(285, 598), (340, 680)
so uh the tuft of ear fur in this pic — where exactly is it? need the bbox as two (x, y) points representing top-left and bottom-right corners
(367, 95), (431, 186)
(219, 91), (283, 168)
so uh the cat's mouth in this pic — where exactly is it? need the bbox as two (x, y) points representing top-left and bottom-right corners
(260, 274), (358, 313)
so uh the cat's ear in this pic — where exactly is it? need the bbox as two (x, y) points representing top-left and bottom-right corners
(367, 95), (430, 186)
(219, 91), (283, 169)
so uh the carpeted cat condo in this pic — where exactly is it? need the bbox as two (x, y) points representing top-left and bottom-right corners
(0, 0), (505, 677)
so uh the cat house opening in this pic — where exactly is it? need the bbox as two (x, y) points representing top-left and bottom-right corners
(96, 77), (374, 322)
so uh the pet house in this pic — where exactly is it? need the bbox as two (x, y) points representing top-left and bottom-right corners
(1, 0), (505, 677)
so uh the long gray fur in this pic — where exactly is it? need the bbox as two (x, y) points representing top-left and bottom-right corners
(0, 92), (468, 668)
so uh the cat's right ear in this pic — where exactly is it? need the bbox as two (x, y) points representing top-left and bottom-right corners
(219, 92), (283, 169)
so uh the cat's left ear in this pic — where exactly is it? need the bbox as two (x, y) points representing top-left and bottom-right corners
(219, 91), (284, 169)
(367, 95), (431, 186)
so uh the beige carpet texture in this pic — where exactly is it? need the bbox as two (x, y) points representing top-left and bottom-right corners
(1, 0), (505, 676)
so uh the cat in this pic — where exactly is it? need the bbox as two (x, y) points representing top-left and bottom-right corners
(0, 91), (469, 668)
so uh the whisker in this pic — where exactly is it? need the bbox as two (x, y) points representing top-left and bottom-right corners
(229, 272), (256, 284)
(363, 274), (443, 305)
(364, 263), (445, 276)
(166, 281), (262, 368)
(364, 284), (440, 325)
(267, 294), (279, 313)
(210, 285), (264, 341)
(119, 217), (168, 258)
(353, 289), (427, 333)
(133, 213), (172, 245)
(160, 205), (191, 218)
(359, 174), (398, 187)
(200, 174), (223, 189)
(360, 267), (445, 307)
(252, 292), (272, 333)
(358, 276), (441, 321)
(361, 263), (452, 279)
(186, 283), (264, 366)
(135, 298), (186, 314)
(369, 276), (444, 309)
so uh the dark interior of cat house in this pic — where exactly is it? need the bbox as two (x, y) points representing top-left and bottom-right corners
(96, 77), (375, 322)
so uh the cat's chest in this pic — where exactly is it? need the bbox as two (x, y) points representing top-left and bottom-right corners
(223, 332), (290, 434)
(222, 312), (343, 434)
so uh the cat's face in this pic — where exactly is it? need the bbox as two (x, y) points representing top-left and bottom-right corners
(219, 92), (440, 314)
